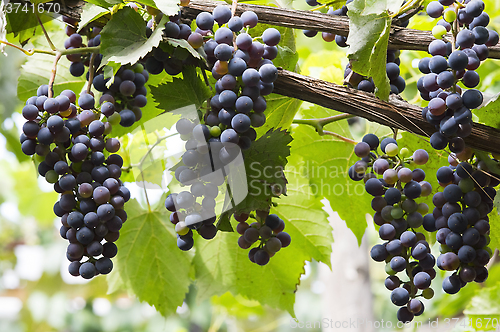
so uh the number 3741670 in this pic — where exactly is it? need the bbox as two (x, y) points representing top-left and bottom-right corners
(4, 1), (61, 14)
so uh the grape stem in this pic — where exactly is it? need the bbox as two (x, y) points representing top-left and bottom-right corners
(391, 0), (424, 18)
(36, 12), (56, 51)
(292, 113), (354, 135)
(231, 0), (238, 16)
(48, 52), (62, 98)
(322, 130), (357, 145)
(87, 54), (96, 94)
(0, 40), (101, 57)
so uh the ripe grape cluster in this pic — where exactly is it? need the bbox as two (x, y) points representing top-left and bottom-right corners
(161, 6), (288, 263)
(351, 134), (436, 322)
(63, 16), (102, 78)
(92, 63), (150, 128)
(427, 152), (497, 294)
(164, 118), (224, 251)
(419, 0), (499, 152)
(20, 85), (130, 279)
(235, 212), (291, 265)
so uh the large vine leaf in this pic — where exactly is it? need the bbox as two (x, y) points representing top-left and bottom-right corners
(17, 55), (86, 102)
(78, 2), (110, 31)
(108, 197), (193, 316)
(193, 157), (332, 315)
(464, 283), (500, 330)
(290, 105), (370, 245)
(346, 0), (404, 101)
(489, 193), (500, 251)
(100, 7), (166, 66)
(473, 92), (500, 129)
(150, 66), (211, 114)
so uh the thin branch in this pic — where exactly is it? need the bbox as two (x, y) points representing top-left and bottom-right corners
(323, 130), (357, 144)
(87, 53), (96, 94)
(293, 113), (354, 134)
(273, 69), (500, 155)
(48, 52), (62, 98)
(36, 13), (56, 51)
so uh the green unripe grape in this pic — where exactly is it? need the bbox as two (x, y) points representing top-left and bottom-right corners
(45, 170), (59, 184)
(485, 246), (492, 256)
(432, 25), (447, 39)
(180, 134), (191, 141)
(458, 178), (474, 193)
(385, 263), (397, 275)
(399, 147), (410, 158)
(210, 126), (221, 137)
(107, 112), (121, 125)
(133, 63), (145, 73)
(485, 235), (490, 245)
(417, 202), (429, 215)
(385, 143), (399, 157)
(422, 288), (434, 299)
(391, 206), (404, 219)
(444, 9), (456, 23)
(175, 221), (190, 236)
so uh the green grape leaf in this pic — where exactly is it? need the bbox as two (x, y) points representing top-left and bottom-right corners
(6, 11), (38, 44)
(489, 193), (500, 251)
(78, 2), (110, 31)
(465, 284), (500, 330)
(108, 197), (193, 316)
(193, 162), (332, 315)
(13, 163), (59, 226)
(164, 38), (203, 60)
(346, 0), (404, 101)
(150, 66), (211, 114)
(474, 92), (500, 129)
(233, 129), (292, 214)
(290, 105), (370, 245)
(100, 7), (166, 66)
(0, 127), (29, 163)
(152, 0), (179, 16)
(17, 54), (86, 102)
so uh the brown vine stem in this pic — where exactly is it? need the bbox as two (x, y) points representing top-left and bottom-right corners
(48, 52), (62, 98)
(273, 69), (500, 155)
(87, 53), (96, 94)
(231, 0), (238, 16)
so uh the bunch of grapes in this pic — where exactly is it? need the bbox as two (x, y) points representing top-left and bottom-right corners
(164, 118), (225, 251)
(235, 212), (291, 265)
(62, 16), (102, 78)
(350, 134), (436, 322)
(418, 0), (499, 152)
(426, 151), (497, 294)
(20, 85), (130, 279)
(162, 6), (286, 259)
(92, 63), (150, 128)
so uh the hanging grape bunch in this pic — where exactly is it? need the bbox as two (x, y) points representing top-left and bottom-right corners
(429, 149), (498, 294)
(419, 0), (499, 152)
(161, 5), (289, 264)
(350, 134), (436, 323)
(20, 84), (133, 279)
